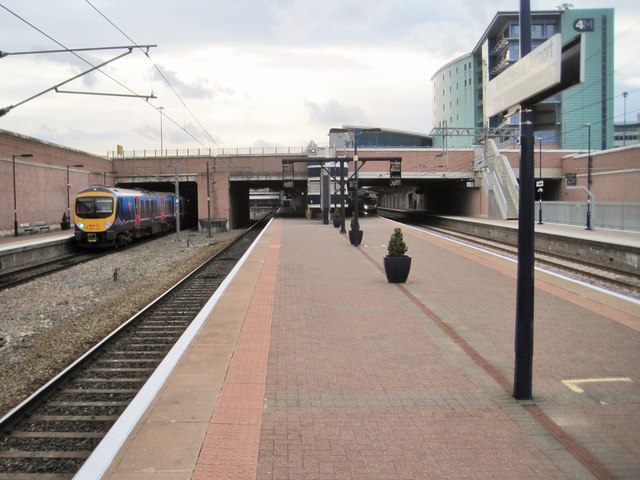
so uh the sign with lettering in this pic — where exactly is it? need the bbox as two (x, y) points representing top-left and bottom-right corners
(573, 18), (594, 32)
(390, 159), (402, 187)
(486, 34), (562, 117)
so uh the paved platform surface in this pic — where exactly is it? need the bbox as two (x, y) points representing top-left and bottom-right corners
(0, 229), (73, 250)
(92, 215), (639, 479)
(442, 216), (640, 248)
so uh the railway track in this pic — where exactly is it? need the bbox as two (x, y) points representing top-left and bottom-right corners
(427, 224), (640, 292)
(0, 219), (267, 479)
(379, 210), (640, 296)
(0, 252), (102, 291)
(0, 234), (168, 291)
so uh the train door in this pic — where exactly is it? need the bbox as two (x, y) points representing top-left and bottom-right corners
(160, 195), (166, 222)
(134, 197), (141, 226)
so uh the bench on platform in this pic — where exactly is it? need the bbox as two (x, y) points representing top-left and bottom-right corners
(19, 223), (34, 234)
(35, 221), (50, 232)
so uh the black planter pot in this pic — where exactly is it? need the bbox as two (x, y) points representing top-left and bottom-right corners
(348, 229), (363, 246)
(333, 217), (341, 228)
(383, 255), (411, 283)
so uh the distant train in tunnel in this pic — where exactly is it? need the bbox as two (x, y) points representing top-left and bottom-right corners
(74, 185), (184, 248)
(355, 190), (378, 215)
(306, 162), (378, 216)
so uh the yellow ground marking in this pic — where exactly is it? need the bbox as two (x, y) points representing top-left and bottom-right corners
(562, 377), (633, 393)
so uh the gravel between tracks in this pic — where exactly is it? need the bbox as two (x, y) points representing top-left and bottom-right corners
(0, 229), (242, 419)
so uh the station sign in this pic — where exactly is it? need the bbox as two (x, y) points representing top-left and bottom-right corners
(282, 160), (294, 189)
(565, 173), (577, 186)
(389, 159), (401, 187)
(486, 33), (583, 117)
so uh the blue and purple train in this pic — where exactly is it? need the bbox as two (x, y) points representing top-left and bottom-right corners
(74, 185), (182, 248)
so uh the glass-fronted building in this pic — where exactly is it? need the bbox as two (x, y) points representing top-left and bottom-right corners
(329, 126), (431, 150)
(432, 8), (614, 150)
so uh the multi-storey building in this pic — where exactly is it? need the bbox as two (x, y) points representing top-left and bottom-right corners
(432, 7), (614, 150)
(614, 114), (640, 147)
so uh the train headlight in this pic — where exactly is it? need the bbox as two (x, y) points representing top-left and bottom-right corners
(76, 222), (85, 231)
(104, 221), (113, 229)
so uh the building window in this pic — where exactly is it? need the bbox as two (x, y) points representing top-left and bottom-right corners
(509, 43), (520, 60)
(531, 24), (544, 39)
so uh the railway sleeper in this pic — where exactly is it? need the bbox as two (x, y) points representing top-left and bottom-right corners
(45, 401), (129, 407)
(0, 450), (91, 459)
(0, 437), (101, 453)
(72, 377), (148, 385)
(28, 415), (120, 422)
(0, 458), (84, 477)
(92, 360), (162, 369)
(54, 392), (137, 404)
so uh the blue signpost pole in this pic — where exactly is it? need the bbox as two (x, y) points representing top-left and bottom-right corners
(513, 0), (535, 400)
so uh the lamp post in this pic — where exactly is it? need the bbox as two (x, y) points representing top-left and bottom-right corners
(67, 164), (84, 229)
(623, 92), (628, 146)
(537, 138), (543, 225)
(12, 153), (33, 236)
(581, 123), (592, 230)
(158, 106), (165, 155)
(329, 127), (381, 236)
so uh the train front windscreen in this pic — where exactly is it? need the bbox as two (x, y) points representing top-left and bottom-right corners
(76, 197), (114, 219)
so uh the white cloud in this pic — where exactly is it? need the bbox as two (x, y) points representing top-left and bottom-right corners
(1, 0), (639, 153)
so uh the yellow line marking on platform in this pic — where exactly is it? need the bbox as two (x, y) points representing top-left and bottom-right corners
(562, 377), (633, 393)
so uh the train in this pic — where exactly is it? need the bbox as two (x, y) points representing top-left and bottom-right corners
(306, 162), (379, 217)
(74, 185), (183, 248)
(306, 161), (349, 216)
(357, 189), (378, 215)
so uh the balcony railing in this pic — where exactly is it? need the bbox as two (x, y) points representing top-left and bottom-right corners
(107, 146), (309, 158)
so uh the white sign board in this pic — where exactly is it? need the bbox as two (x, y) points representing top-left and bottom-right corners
(486, 34), (562, 117)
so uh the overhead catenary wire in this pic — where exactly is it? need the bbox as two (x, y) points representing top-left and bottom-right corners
(0, 3), (146, 102)
(84, 0), (223, 154)
(0, 2), (219, 155)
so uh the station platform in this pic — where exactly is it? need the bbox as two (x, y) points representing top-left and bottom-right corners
(70, 215), (639, 479)
(0, 230), (73, 251)
(441, 215), (640, 249)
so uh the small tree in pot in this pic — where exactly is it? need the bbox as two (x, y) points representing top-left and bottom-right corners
(332, 208), (341, 228)
(383, 228), (411, 283)
(348, 214), (363, 246)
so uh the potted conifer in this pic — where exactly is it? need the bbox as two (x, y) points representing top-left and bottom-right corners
(348, 215), (363, 246)
(383, 228), (411, 283)
(332, 208), (341, 228)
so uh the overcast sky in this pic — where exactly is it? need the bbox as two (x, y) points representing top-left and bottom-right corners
(1, 0), (639, 155)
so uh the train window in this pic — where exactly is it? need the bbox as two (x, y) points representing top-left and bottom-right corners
(96, 198), (113, 214)
(76, 197), (114, 219)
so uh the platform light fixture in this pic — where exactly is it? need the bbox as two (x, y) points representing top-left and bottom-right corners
(580, 123), (592, 230)
(67, 164), (84, 229)
(536, 138), (543, 225)
(158, 106), (165, 155)
(12, 153), (33, 236)
(623, 92), (628, 146)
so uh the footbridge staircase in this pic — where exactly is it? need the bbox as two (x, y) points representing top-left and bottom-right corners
(474, 139), (519, 220)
